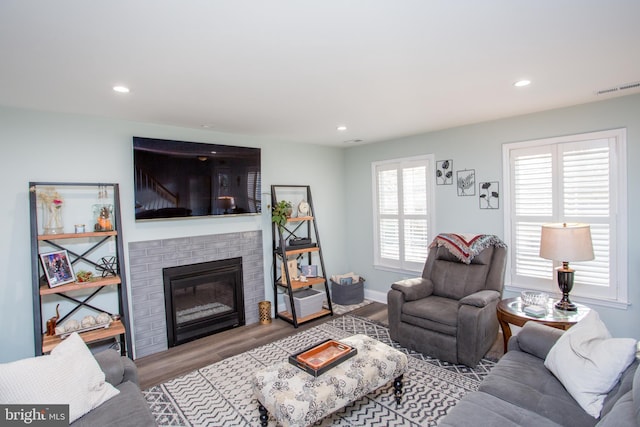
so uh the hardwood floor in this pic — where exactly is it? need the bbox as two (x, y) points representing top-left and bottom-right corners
(135, 301), (503, 390)
(135, 302), (386, 389)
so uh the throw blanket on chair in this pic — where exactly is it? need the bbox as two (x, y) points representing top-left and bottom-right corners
(429, 233), (506, 264)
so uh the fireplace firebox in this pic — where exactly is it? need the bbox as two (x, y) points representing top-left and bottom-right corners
(163, 257), (245, 347)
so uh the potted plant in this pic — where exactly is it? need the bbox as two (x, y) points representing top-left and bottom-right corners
(271, 200), (293, 230)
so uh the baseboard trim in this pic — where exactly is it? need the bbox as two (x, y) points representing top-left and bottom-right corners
(364, 289), (387, 304)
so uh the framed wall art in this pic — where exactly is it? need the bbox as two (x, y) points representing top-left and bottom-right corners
(456, 169), (476, 196)
(40, 249), (76, 287)
(436, 159), (453, 185)
(479, 181), (500, 209)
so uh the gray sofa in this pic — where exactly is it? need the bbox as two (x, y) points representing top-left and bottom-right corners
(439, 322), (640, 426)
(72, 350), (156, 427)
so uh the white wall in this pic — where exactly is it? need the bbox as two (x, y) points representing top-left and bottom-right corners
(344, 93), (640, 340)
(0, 106), (347, 362)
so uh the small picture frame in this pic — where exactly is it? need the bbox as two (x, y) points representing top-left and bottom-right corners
(436, 159), (453, 185)
(301, 265), (318, 277)
(479, 181), (500, 209)
(457, 169), (476, 196)
(40, 249), (76, 288)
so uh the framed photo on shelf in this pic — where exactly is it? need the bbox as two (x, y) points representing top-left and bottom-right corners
(40, 249), (76, 288)
(301, 265), (318, 277)
(280, 258), (298, 281)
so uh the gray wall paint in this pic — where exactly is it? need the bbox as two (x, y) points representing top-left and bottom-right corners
(0, 107), (347, 362)
(345, 93), (640, 340)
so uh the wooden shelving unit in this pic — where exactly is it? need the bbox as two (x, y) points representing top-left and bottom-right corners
(29, 182), (132, 357)
(271, 185), (333, 328)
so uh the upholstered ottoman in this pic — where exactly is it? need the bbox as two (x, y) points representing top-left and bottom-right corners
(252, 334), (408, 427)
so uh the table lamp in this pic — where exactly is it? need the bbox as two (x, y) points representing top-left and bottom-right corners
(539, 223), (594, 311)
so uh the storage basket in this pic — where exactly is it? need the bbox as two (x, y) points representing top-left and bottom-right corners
(283, 288), (324, 318)
(331, 278), (365, 305)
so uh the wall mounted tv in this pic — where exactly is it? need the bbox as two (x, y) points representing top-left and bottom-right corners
(133, 137), (261, 221)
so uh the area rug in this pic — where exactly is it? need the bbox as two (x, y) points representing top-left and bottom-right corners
(143, 315), (496, 426)
(324, 298), (373, 316)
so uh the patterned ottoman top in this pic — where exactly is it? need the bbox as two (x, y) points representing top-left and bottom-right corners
(252, 334), (408, 427)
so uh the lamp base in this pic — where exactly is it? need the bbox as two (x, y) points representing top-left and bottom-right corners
(556, 268), (577, 311)
(555, 299), (577, 311)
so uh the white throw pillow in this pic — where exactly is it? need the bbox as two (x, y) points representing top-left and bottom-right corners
(544, 310), (637, 418)
(0, 332), (120, 423)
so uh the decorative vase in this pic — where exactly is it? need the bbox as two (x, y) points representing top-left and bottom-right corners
(43, 202), (64, 235)
(38, 187), (64, 235)
(92, 204), (114, 231)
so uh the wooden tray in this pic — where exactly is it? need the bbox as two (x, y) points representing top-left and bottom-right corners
(289, 339), (357, 377)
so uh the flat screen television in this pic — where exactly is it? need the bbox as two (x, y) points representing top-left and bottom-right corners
(133, 137), (261, 220)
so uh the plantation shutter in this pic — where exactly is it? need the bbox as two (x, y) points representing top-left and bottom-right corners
(507, 131), (624, 302)
(373, 156), (433, 272)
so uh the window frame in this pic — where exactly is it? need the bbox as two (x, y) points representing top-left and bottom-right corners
(502, 128), (628, 308)
(371, 154), (435, 274)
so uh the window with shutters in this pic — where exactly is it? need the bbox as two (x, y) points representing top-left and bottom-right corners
(503, 129), (628, 306)
(372, 155), (435, 273)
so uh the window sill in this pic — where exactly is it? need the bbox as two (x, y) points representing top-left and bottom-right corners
(373, 264), (421, 276)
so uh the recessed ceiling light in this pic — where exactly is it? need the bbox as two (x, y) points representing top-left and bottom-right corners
(113, 85), (130, 93)
(337, 125), (347, 131)
(514, 80), (531, 87)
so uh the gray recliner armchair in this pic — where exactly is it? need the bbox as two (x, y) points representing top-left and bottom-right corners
(387, 235), (507, 367)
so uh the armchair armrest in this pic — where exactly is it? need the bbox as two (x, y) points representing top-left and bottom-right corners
(391, 277), (433, 301)
(507, 321), (564, 359)
(122, 357), (140, 386)
(459, 290), (500, 308)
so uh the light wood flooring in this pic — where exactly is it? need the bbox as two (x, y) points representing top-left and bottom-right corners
(135, 302), (502, 390)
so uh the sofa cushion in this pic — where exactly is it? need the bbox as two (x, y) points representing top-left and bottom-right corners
(70, 381), (156, 427)
(439, 390), (564, 427)
(0, 332), (120, 423)
(480, 350), (597, 427)
(400, 295), (458, 335)
(600, 359), (639, 418)
(595, 390), (636, 427)
(544, 311), (637, 418)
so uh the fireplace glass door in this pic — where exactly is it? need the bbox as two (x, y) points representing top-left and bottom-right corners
(164, 257), (245, 347)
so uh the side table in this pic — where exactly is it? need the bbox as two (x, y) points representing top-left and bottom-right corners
(496, 297), (590, 353)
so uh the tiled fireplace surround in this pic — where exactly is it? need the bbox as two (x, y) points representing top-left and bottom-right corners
(128, 231), (264, 359)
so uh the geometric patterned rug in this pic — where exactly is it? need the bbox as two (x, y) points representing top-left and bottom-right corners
(143, 315), (496, 426)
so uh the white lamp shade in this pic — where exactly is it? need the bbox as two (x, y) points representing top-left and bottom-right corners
(539, 223), (594, 262)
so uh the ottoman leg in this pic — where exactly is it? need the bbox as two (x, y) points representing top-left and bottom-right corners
(258, 402), (269, 427)
(393, 375), (404, 405)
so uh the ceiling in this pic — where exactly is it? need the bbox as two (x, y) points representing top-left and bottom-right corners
(1, 1), (639, 146)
